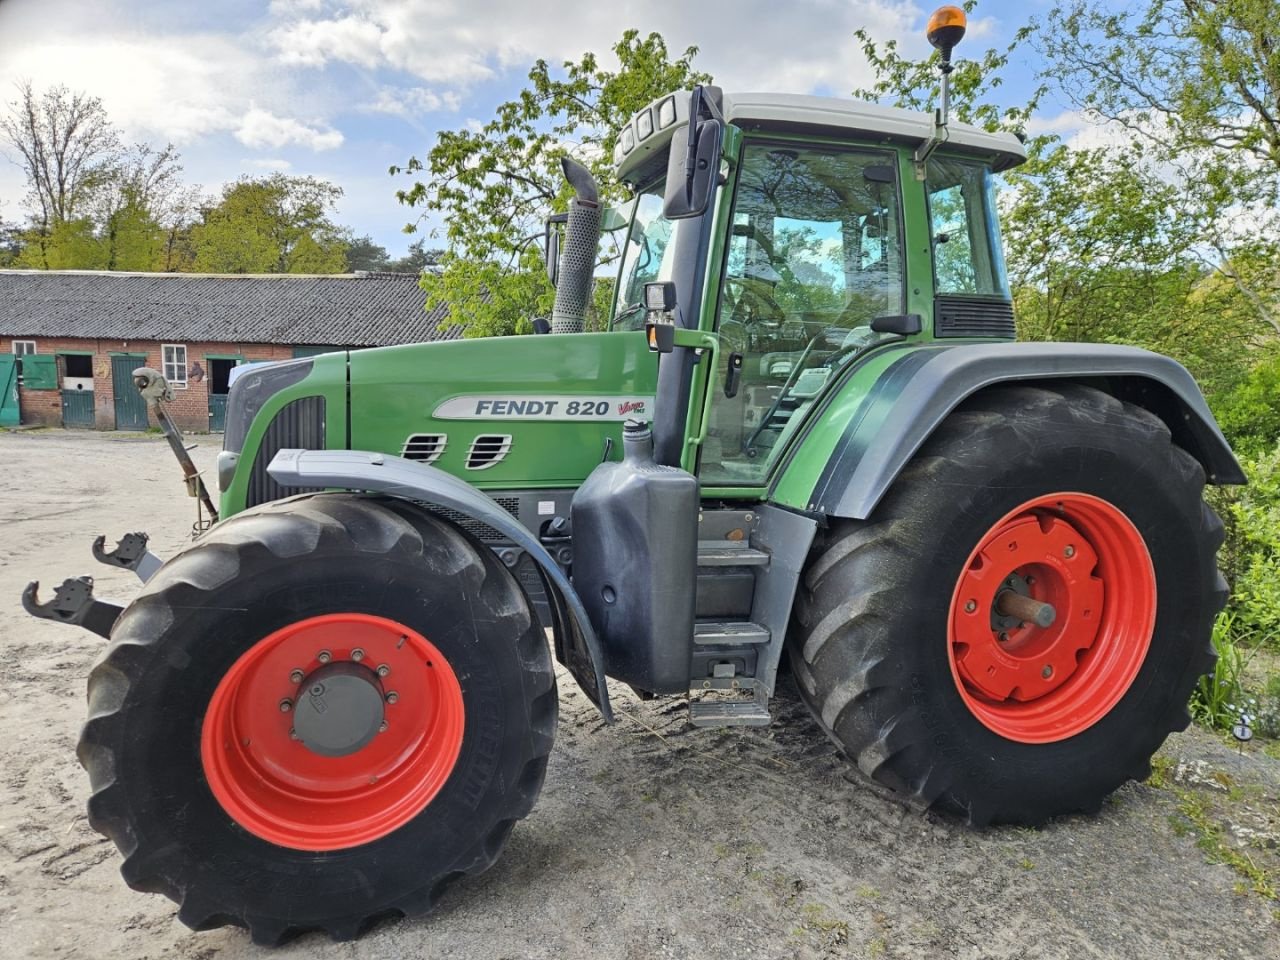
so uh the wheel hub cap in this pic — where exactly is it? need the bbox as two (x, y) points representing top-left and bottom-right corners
(292, 662), (386, 758)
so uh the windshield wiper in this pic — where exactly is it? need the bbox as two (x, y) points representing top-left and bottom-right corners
(611, 301), (644, 326)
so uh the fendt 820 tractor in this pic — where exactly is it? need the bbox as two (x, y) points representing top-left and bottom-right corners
(24, 7), (1242, 946)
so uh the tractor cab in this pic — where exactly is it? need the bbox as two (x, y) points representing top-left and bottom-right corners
(603, 87), (1025, 486)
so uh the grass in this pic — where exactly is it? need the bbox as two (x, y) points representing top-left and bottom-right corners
(1190, 613), (1265, 732)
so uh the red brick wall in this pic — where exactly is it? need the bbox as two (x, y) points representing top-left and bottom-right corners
(5, 336), (302, 432)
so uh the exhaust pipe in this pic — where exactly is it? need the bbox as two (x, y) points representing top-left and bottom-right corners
(551, 157), (602, 334)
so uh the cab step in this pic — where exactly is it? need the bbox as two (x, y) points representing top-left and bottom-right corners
(689, 696), (772, 727)
(693, 621), (770, 645)
(696, 542), (770, 567)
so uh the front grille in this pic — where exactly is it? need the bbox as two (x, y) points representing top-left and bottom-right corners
(934, 294), (1016, 339)
(422, 496), (520, 542)
(246, 396), (326, 508)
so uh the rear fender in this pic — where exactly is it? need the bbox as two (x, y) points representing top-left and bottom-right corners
(782, 342), (1244, 521)
(267, 448), (612, 721)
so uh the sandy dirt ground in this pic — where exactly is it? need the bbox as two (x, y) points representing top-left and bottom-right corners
(1, 429), (1278, 960)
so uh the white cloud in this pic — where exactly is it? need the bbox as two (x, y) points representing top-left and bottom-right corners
(266, 0), (926, 95)
(247, 157), (294, 171)
(363, 86), (461, 117)
(235, 105), (344, 150)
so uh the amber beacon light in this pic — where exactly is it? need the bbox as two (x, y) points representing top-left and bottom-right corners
(926, 5), (967, 61)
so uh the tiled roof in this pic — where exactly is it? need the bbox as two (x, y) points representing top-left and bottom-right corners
(0, 270), (459, 347)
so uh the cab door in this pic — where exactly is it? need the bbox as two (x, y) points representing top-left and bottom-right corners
(697, 141), (908, 487)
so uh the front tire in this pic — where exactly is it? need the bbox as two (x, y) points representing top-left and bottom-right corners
(78, 494), (557, 943)
(791, 384), (1226, 825)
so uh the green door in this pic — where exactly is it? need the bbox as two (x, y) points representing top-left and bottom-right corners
(111, 354), (148, 430)
(209, 393), (227, 431)
(0, 355), (17, 427)
(62, 389), (96, 427)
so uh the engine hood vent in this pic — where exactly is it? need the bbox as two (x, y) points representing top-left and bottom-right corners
(402, 433), (447, 464)
(466, 434), (512, 470)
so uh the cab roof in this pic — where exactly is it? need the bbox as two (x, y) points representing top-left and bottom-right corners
(614, 90), (1027, 185)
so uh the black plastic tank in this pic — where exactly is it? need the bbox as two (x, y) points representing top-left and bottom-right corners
(570, 420), (698, 694)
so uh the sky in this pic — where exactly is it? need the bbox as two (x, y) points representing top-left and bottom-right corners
(0, 0), (1065, 259)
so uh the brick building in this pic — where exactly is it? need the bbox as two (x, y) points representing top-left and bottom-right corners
(0, 270), (456, 432)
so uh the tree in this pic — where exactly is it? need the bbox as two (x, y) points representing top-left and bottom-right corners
(191, 174), (348, 274)
(393, 30), (711, 337)
(384, 238), (444, 274)
(345, 234), (390, 272)
(0, 82), (120, 230)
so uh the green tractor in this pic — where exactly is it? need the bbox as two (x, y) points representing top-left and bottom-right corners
(25, 7), (1241, 946)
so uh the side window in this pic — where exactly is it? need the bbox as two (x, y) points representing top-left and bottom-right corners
(12, 340), (35, 384)
(614, 184), (674, 330)
(701, 144), (904, 486)
(163, 344), (188, 388)
(926, 158), (1009, 296)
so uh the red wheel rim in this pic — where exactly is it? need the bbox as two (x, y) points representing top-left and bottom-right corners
(201, 613), (465, 851)
(947, 493), (1156, 743)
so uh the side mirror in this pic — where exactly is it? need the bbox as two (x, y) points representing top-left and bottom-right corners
(663, 118), (722, 220)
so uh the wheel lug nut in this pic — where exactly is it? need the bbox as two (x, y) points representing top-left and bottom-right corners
(998, 632), (1009, 642)
(1042, 665), (1054, 679)
(964, 600), (977, 613)
(351, 648), (366, 662)
(377, 663), (391, 677)
(378, 721), (388, 733)
(385, 691), (399, 705)
(289, 728), (299, 740)
(279, 698), (293, 713)
(317, 650), (331, 664)
(1064, 545), (1076, 558)
(289, 669), (305, 684)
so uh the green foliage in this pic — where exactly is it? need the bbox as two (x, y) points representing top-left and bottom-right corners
(394, 30), (711, 337)
(191, 175), (348, 274)
(1213, 349), (1280, 456)
(1224, 448), (1280, 646)
(345, 235), (390, 272)
(1189, 612), (1261, 730)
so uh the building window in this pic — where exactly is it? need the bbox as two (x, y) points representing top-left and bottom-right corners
(12, 340), (35, 383)
(163, 344), (188, 387)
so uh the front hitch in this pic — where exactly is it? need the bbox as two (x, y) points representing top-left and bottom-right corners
(22, 577), (122, 639)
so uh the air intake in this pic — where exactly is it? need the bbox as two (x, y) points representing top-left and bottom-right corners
(401, 433), (447, 464)
(465, 435), (512, 471)
(934, 294), (1017, 339)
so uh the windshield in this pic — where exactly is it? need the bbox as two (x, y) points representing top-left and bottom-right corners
(613, 181), (675, 330)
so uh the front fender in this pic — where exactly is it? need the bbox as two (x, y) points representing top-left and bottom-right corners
(267, 448), (612, 721)
(774, 342), (1244, 521)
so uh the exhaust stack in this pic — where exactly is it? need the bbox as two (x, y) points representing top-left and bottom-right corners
(551, 157), (602, 334)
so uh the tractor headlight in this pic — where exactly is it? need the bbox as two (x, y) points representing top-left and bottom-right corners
(657, 96), (677, 129)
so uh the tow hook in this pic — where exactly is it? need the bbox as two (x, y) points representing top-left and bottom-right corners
(92, 532), (163, 583)
(22, 576), (122, 639)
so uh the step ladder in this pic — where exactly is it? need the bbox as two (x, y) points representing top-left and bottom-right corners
(688, 524), (774, 727)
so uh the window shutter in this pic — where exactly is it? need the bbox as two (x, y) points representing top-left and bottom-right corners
(22, 355), (58, 390)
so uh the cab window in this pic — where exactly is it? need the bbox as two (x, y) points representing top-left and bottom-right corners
(926, 157), (1009, 296)
(701, 143), (904, 485)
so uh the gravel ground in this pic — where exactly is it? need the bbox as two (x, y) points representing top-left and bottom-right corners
(1, 429), (1277, 960)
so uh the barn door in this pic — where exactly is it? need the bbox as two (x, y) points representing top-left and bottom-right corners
(0, 355), (17, 427)
(111, 354), (149, 430)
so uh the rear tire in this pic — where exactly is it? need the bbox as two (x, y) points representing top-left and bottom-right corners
(790, 384), (1226, 825)
(78, 494), (556, 943)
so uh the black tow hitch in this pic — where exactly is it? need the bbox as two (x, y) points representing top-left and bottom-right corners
(22, 576), (122, 640)
(92, 531), (163, 582)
